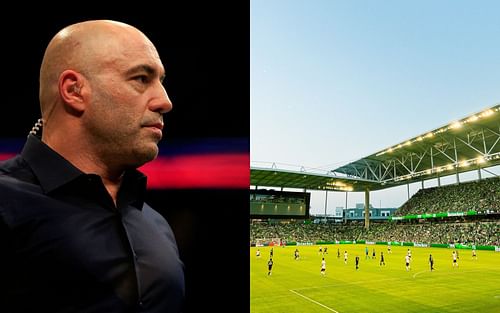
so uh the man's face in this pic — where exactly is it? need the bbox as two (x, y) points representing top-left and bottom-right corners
(84, 35), (172, 169)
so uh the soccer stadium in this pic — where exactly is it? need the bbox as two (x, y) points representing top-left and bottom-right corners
(250, 104), (500, 313)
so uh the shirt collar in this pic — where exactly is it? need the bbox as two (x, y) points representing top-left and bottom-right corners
(21, 135), (148, 205)
(22, 135), (84, 194)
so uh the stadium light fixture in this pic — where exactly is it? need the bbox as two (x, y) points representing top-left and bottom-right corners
(468, 115), (479, 122)
(479, 109), (494, 117)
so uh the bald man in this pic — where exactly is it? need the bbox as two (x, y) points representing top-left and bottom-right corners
(0, 20), (185, 312)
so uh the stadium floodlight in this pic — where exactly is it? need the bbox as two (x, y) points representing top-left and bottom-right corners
(467, 115), (479, 122)
(479, 109), (494, 117)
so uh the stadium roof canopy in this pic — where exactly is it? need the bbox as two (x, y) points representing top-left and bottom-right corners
(251, 104), (500, 192)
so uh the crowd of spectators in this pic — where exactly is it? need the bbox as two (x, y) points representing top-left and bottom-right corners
(396, 176), (500, 216)
(362, 221), (498, 246)
(250, 222), (362, 243)
(250, 220), (499, 246)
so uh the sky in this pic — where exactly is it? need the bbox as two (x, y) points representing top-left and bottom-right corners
(250, 0), (500, 215)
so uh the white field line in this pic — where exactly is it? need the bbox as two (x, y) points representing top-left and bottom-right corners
(285, 269), (498, 309)
(288, 276), (403, 313)
(289, 289), (340, 313)
(412, 269), (484, 279)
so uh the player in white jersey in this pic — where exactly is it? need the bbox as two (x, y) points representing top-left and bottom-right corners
(320, 258), (326, 276)
(344, 251), (348, 264)
(405, 254), (411, 271)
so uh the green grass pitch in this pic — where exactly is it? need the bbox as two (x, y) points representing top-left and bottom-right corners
(250, 244), (500, 312)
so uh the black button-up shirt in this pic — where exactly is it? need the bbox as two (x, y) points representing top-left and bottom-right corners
(0, 135), (185, 313)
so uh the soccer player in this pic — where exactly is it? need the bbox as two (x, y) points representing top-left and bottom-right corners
(387, 244), (392, 254)
(355, 255), (360, 270)
(320, 257), (326, 276)
(407, 248), (412, 260)
(365, 246), (369, 260)
(472, 248), (477, 260)
(429, 254), (434, 271)
(294, 248), (300, 260)
(318, 246), (323, 255)
(270, 247), (274, 258)
(337, 248), (341, 259)
(452, 251), (458, 268)
(256, 249), (261, 258)
(372, 248), (376, 259)
(380, 251), (385, 266)
(267, 258), (274, 275)
(324, 247), (328, 254)
(405, 254), (411, 271)
(344, 251), (348, 265)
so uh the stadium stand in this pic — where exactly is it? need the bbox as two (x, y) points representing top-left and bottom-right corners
(396, 176), (500, 216)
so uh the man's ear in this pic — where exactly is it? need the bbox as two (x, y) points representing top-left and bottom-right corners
(59, 70), (86, 114)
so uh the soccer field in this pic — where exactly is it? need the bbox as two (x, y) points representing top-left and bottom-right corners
(250, 244), (500, 313)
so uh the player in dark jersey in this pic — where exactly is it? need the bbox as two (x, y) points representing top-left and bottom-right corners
(355, 255), (360, 270)
(267, 258), (274, 275)
(452, 251), (458, 268)
(380, 251), (385, 266)
(429, 254), (434, 271)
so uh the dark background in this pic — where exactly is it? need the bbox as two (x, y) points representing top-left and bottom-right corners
(1, 3), (249, 313)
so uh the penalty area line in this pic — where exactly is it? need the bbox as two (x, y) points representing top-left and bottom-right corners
(413, 269), (483, 279)
(412, 270), (429, 278)
(289, 289), (340, 313)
